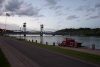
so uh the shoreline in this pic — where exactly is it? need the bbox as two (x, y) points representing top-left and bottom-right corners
(57, 46), (100, 56)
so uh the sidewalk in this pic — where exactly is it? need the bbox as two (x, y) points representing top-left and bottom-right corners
(58, 46), (100, 56)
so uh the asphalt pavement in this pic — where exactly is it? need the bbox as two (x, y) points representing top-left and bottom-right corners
(0, 36), (100, 67)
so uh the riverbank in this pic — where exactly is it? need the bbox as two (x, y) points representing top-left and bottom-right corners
(58, 46), (100, 56)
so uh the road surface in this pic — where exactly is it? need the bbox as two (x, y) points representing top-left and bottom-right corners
(0, 36), (99, 67)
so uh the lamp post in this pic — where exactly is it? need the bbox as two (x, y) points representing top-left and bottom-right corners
(5, 15), (7, 36)
(5, 13), (10, 36)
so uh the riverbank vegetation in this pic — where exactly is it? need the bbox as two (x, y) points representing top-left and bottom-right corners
(25, 41), (100, 64)
(53, 28), (100, 36)
(0, 48), (11, 67)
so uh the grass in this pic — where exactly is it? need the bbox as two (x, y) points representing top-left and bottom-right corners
(25, 41), (100, 63)
(0, 48), (11, 67)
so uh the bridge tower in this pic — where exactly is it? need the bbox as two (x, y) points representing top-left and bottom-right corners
(23, 22), (26, 39)
(40, 24), (44, 44)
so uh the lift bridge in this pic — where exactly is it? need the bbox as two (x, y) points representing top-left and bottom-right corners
(5, 30), (53, 35)
(0, 23), (53, 36)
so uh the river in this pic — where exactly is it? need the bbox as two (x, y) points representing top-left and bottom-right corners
(10, 34), (100, 49)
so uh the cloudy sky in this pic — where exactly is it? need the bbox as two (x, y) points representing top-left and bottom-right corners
(0, 0), (100, 31)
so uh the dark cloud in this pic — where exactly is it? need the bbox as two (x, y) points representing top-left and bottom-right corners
(66, 7), (71, 11)
(49, 5), (62, 10)
(45, 0), (63, 16)
(76, 6), (96, 12)
(56, 12), (63, 16)
(0, 0), (4, 5)
(95, 2), (100, 8)
(52, 6), (62, 10)
(76, 6), (87, 11)
(5, 0), (41, 16)
(76, 5), (95, 12)
(86, 15), (100, 20)
(0, 0), (5, 15)
(66, 15), (79, 20)
(5, 0), (21, 12)
(37, 15), (45, 17)
(99, 12), (100, 15)
(84, 13), (91, 16)
(45, 0), (62, 10)
(0, 0), (42, 17)
(82, 0), (88, 1)
(55, 10), (66, 16)
(45, 0), (58, 6)
(90, 16), (99, 19)
(17, 5), (40, 16)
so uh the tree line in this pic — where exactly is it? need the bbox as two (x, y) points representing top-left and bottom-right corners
(53, 28), (100, 36)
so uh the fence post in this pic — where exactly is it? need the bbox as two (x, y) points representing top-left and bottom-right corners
(32, 40), (33, 42)
(46, 42), (48, 45)
(35, 40), (37, 43)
